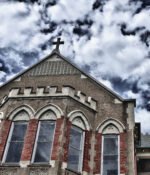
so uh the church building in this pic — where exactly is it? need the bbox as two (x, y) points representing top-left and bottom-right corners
(0, 38), (149, 175)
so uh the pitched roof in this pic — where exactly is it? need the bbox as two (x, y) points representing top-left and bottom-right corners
(0, 49), (136, 105)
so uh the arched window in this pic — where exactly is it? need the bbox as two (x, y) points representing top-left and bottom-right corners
(101, 124), (120, 175)
(3, 110), (29, 163)
(67, 115), (89, 172)
(32, 110), (56, 163)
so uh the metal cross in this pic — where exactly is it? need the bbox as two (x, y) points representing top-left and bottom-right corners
(52, 37), (64, 51)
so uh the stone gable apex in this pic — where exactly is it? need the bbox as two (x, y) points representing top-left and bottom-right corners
(0, 50), (135, 105)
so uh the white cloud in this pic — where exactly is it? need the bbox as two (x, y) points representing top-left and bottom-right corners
(48, 0), (93, 22)
(135, 108), (150, 134)
(0, 2), (49, 51)
(128, 9), (150, 31)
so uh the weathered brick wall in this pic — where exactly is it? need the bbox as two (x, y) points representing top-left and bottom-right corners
(83, 130), (92, 173)
(62, 119), (72, 163)
(120, 132), (128, 174)
(94, 132), (102, 174)
(51, 117), (64, 161)
(0, 120), (11, 161)
(21, 119), (38, 161)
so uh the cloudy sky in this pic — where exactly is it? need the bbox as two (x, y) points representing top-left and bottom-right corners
(0, 0), (150, 133)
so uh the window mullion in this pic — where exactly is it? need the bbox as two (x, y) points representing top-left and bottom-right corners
(32, 121), (41, 163)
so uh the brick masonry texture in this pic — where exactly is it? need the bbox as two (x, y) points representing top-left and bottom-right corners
(120, 132), (128, 174)
(94, 132), (102, 174)
(83, 130), (92, 173)
(63, 119), (72, 163)
(51, 117), (64, 160)
(21, 119), (38, 161)
(0, 120), (11, 161)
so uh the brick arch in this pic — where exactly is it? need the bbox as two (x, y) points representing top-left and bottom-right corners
(35, 103), (63, 119)
(67, 110), (91, 131)
(96, 118), (126, 133)
(6, 104), (35, 121)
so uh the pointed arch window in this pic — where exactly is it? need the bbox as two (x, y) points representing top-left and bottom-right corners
(101, 124), (120, 175)
(67, 117), (85, 172)
(3, 110), (29, 163)
(32, 110), (56, 163)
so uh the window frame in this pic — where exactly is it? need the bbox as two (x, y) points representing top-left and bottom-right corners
(101, 134), (120, 175)
(2, 121), (28, 164)
(67, 125), (85, 173)
(31, 120), (56, 164)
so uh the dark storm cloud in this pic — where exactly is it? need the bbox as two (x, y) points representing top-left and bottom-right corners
(0, 58), (9, 73)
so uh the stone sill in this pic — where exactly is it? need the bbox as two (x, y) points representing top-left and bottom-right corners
(65, 168), (81, 175)
(0, 163), (20, 167)
(28, 163), (51, 167)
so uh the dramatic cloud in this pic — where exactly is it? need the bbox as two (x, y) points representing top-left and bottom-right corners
(0, 0), (150, 133)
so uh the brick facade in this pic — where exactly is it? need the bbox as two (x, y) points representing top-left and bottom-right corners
(83, 130), (92, 173)
(51, 117), (64, 160)
(21, 119), (38, 161)
(94, 132), (102, 174)
(0, 120), (11, 161)
(62, 119), (72, 163)
(120, 132), (128, 174)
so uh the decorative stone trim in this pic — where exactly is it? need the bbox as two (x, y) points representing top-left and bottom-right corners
(7, 105), (35, 120)
(97, 118), (125, 133)
(68, 110), (91, 131)
(20, 160), (30, 167)
(49, 160), (55, 167)
(102, 124), (119, 134)
(114, 99), (122, 104)
(7, 86), (97, 110)
(62, 162), (67, 169)
(35, 104), (63, 119)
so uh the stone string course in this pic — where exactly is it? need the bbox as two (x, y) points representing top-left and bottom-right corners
(1, 86), (97, 110)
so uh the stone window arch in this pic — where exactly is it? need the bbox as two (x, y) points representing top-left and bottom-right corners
(68, 110), (90, 131)
(7, 105), (35, 121)
(35, 103), (63, 120)
(97, 118), (125, 133)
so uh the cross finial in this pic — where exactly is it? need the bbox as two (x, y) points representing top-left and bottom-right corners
(52, 37), (64, 52)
